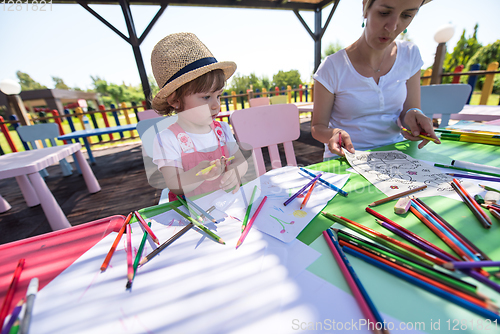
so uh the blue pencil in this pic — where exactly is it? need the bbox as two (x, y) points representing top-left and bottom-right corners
(326, 229), (385, 326)
(299, 167), (348, 196)
(343, 246), (500, 322)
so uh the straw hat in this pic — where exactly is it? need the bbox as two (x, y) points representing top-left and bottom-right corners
(151, 32), (236, 106)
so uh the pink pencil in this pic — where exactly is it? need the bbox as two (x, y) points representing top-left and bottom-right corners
(322, 231), (381, 333)
(125, 224), (133, 289)
(134, 211), (160, 245)
(236, 196), (267, 249)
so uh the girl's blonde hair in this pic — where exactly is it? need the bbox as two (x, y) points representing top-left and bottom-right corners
(152, 69), (226, 116)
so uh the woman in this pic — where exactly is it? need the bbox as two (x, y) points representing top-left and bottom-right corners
(311, 0), (439, 160)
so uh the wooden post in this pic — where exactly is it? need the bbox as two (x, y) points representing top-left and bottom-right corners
(98, 105), (114, 140)
(421, 69), (432, 86)
(275, 86), (279, 96)
(223, 92), (230, 112)
(305, 85), (309, 102)
(50, 110), (67, 144)
(75, 107), (85, 129)
(120, 102), (134, 137)
(479, 62), (499, 105)
(466, 64), (481, 104)
(262, 88), (267, 97)
(310, 83), (314, 103)
(231, 91), (237, 110)
(239, 91), (245, 109)
(287, 85), (292, 103)
(451, 65), (464, 84)
(299, 84), (303, 102)
(430, 42), (446, 84)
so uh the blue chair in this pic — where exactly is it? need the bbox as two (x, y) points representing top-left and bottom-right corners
(420, 84), (471, 127)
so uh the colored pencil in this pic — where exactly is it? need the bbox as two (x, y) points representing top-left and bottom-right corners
(18, 277), (38, 334)
(125, 223), (133, 289)
(336, 230), (479, 295)
(100, 213), (132, 272)
(299, 167), (348, 196)
(368, 185), (427, 207)
(450, 180), (492, 229)
(196, 156), (234, 175)
(236, 196), (267, 249)
(139, 222), (194, 266)
(0, 259), (25, 331)
(1, 299), (23, 334)
(401, 127), (439, 143)
(340, 239), (492, 309)
(7, 320), (19, 334)
(169, 204), (224, 244)
(185, 197), (216, 223)
(409, 201), (480, 261)
(176, 195), (203, 222)
(444, 261), (500, 270)
(446, 173), (500, 183)
(366, 207), (460, 262)
(322, 231), (382, 333)
(300, 180), (318, 210)
(322, 212), (440, 266)
(490, 208), (500, 220)
(343, 247), (500, 320)
(133, 221), (151, 278)
(134, 211), (160, 245)
(284, 173), (322, 206)
(480, 184), (500, 193)
(435, 163), (500, 178)
(242, 185), (258, 232)
(415, 198), (491, 262)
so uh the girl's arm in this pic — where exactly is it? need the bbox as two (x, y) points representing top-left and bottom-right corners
(399, 71), (440, 149)
(311, 81), (354, 156)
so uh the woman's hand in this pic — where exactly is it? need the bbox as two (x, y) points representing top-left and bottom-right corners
(327, 129), (355, 156)
(402, 109), (441, 149)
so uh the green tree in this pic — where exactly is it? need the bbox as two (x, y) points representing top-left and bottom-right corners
(227, 73), (264, 95)
(16, 71), (47, 90)
(444, 24), (482, 73)
(465, 40), (500, 93)
(272, 70), (303, 90)
(323, 41), (343, 59)
(52, 76), (71, 90)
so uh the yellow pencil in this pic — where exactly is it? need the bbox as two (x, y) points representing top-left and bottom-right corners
(196, 156), (235, 176)
(401, 127), (439, 143)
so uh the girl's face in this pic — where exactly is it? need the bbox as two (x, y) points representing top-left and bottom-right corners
(180, 88), (224, 126)
(364, 0), (421, 49)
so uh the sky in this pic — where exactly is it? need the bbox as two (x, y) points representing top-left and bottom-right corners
(0, 0), (499, 92)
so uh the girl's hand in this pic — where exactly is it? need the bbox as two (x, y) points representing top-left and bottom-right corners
(220, 168), (240, 193)
(327, 129), (355, 156)
(403, 110), (441, 149)
(197, 159), (223, 181)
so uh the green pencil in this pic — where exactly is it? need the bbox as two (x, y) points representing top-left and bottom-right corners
(242, 185), (258, 232)
(176, 195), (203, 222)
(170, 204), (225, 244)
(480, 184), (500, 194)
(434, 163), (500, 178)
(133, 221), (152, 279)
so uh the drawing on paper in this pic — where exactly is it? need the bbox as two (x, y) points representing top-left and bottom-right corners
(344, 150), (455, 197)
(270, 215), (295, 234)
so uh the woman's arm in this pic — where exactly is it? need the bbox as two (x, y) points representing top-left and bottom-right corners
(311, 80), (354, 156)
(400, 71), (440, 149)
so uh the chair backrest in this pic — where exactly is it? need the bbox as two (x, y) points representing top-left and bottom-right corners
(230, 104), (300, 176)
(269, 95), (288, 105)
(137, 115), (178, 157)
(420, 84), (471, 127)
(17, 123), (61, 149)
(249, 97), (270, 107)
(137, 109), (161, 121)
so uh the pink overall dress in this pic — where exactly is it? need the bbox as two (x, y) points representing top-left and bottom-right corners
(167, 121), (230, 201)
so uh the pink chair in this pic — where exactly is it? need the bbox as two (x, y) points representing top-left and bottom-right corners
(249, 97), (270, 107)
(137, 109), (161, 120)
(230, 104), (300, 176)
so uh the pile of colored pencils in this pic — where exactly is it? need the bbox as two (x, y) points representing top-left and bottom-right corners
(482, 202), (500, 221)
(322, 211), (500, 321)
(449, 179), (492, 229)
(436, 129), (500, 146)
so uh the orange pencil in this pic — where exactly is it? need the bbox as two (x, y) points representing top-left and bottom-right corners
(100, 213), (132, 272)
(125, 223), (133, 289)
(300, 180), (318, 210)
(0, 258), (25, 329)
(134, 211), (160, 245)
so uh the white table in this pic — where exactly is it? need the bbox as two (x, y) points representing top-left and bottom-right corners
(0, 143), (101, 230)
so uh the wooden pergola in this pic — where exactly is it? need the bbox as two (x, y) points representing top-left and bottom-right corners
(53, 0), (340, 108)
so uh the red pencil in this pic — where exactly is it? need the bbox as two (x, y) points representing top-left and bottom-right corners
(236, 196), (267, 249)
(300, 180), (318, 210)
(100, 213), (132, 272)
(125, 223), (133, 289)
(134, 211), (160, 245)
(452, 179), (492, 228)
(0, 259), (25, 329)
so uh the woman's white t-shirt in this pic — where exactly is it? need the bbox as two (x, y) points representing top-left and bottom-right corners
(313, 40), (424, 159)
(152, 121), (237, 170)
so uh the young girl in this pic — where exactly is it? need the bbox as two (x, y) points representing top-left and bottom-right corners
(150, 32), (247, 201)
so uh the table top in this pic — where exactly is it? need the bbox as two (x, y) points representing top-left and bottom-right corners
(57, 123), (137, 140)
(0, 143), (82, 178)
